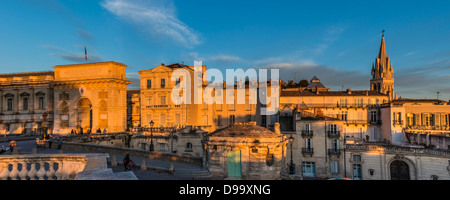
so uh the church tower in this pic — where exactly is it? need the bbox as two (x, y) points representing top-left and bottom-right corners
(370, 33), (396, 100)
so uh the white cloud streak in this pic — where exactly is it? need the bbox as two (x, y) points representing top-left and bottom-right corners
(100, 0), (201, 48)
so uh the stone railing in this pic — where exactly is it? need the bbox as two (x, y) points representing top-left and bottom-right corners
(346, 144), (450, 157)
(0, 154), (87, 180)
(59, 142), (203, 166)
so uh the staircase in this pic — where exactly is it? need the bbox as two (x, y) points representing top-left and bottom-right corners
(173, 169), (212, 180)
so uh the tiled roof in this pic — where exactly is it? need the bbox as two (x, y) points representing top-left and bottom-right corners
(209, 122), (278, 137)
(392, 98), (446, 104)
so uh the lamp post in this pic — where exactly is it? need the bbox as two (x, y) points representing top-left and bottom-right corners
(288, 135), (296, 175)
(149, 120), (154, 152)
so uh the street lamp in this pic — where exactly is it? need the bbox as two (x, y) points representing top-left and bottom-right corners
(149, 120), (154, 151)
(288, 135), (296, 175)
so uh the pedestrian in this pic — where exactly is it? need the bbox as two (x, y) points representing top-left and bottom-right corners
(123, 154), (130, 171)
(70, 129), (74, 135)
(103, 129), (107, 134)
(96, 128), (101, 134)
(129, 160), (135, 171)
(8, 140), (17, 154)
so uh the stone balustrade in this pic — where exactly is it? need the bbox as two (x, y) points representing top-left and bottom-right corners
(0, 154), (87, 180)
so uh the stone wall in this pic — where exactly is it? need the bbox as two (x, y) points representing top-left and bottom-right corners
(58, 141), (203, 166)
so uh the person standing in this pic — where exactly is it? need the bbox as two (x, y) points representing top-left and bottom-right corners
(123, 154), (130, 171)
(8, 140), (17, 154)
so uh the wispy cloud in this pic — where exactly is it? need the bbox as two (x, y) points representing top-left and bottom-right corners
(312, 25), (347, 55)
(42, 45), (103, 63)
(209, 55), (243, 63)
(100, 0), (201, 48)
(77, 28), (95, 43)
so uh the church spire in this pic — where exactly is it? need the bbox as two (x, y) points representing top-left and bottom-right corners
(378, 33), (387, 60)
(370, 31), (395, 101)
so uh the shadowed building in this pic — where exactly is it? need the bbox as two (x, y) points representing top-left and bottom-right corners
(204, 122), (288, 180)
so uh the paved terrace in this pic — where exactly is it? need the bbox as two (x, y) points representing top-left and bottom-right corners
(0, 134), (212, 180)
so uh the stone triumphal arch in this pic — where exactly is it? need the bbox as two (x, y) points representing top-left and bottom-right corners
(52, 62), (131, 134)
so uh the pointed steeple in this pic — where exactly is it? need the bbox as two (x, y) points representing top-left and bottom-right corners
(370, 32), (395, 101)
(378, 35), (387, 60)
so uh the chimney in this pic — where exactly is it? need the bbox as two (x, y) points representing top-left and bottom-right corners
(366, 90), (369, 96)
(347, 88), (352, 94)
(161, 63), (165, 66)
(316, 86), (319, 94)
(274, 122), (281, 135)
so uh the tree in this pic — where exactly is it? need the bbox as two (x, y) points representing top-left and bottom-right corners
(299, 80), (309, 87)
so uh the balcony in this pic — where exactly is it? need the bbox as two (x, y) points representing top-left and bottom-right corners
(301, 130), (313, 137)
(301, 148), (314, 156)
(298, 103), (380, 109)
(327, 131), (340, 138)
(344, 120), (368, 125)
(328, 149), (341, 156)
(370, 120), (382, 125)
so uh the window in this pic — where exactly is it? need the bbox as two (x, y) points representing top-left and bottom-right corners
(160, 144), (166, 151)
(38, 97), (44, 110)
(186, 142), (193, 151)
(147, 79), (152, 89)
(304, 123), (311, 130)
(202, 115), (208, 126)
(340, 98), (347, 107)
(147, 97), (152, 106)
(160, 96), (166, 105)
(368, 169), (375, 176)
(261, 115), (267, 126)
(357, 99), (364, 107)
(217, 115), (222, 126)
(160, 79), (165, 88)
(340, 111), (347, 121)
(23, 98), (28, 110)
(246, 99), (251, 111)
(305, 138), (312, 150)
(406, 113), (414, 126)
(331, 139), (340, 151)
(175, 114), (181, 125)
(146, 114), (152, 126)
(216, 101), (222, 110)
(370, 111), (377, 122)
(329, 124), (337, 132)
(331, 161), (339, 174)
(228, 102), (235, 111)
(229, 115), (235, 125)
(7, 99), (13, 111)
(352, 155), (361, 162)
(246, 115), (252, 122)
(160, 114), (166, 125)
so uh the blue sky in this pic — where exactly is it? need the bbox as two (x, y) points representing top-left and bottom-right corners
(1, 0), (450, 100)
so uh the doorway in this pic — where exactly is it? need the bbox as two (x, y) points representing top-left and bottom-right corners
(77, 98), (93, 133)
(390, 160), (410, 180)
(228, 150), (241, 178)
